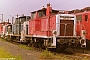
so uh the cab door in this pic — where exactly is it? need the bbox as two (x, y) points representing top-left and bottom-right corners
(26, 25), (28, 35)
(83, 13), (89, 38)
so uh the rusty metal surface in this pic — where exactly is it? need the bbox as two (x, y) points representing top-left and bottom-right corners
(60, 20), (74, 36)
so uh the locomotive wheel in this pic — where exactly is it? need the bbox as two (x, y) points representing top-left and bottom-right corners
(56, 42), (67, 52)
(27, 41), (31, 47)
(6, 35), (11, 41)
(56, 47), (66, 53)
(86, 40), (90, 49)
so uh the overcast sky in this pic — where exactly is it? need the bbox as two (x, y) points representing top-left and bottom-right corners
(0, 0), (90, 23)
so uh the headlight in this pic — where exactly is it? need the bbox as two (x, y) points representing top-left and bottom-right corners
(52, 30), (57, 35)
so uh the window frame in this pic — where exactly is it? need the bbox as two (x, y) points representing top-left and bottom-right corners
(76, 14), (82, 22)
(85, 14), (88, 21)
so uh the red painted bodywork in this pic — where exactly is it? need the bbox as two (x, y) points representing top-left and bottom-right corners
(28, 4), (57, 36)
(29, 15), (56, 36)
(76, 11), (90, 40)
(0, 24), (3, 34)
(0, 22), (11, 35)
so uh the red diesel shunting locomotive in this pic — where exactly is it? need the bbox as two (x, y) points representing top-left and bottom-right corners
(0, 21), (11, 38)
(75, 7), (90, 49)
(20, 3), (84, 50)
(68, 7), (90, 49)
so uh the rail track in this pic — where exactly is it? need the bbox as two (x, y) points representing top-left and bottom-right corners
(2, 38), (90, 60)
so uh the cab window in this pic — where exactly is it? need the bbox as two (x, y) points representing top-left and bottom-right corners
(76, 14), (82, 22)
(38, 10), (46, 17)
(31, 12), (36, 19)
(85, 14), (88, 21)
